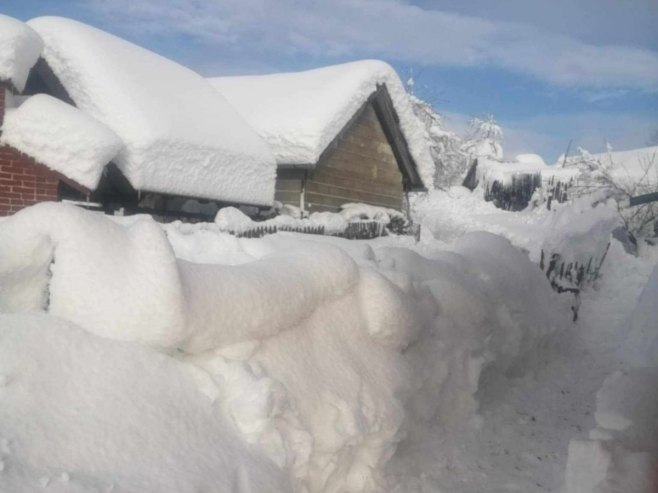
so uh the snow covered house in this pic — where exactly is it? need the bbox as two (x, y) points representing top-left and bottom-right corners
(0, 15), (112, 215)
(1, 15), (278, 219)
(210, 61), (434, 213)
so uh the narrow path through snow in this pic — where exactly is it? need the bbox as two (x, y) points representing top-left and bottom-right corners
(389, 203), (656, 492)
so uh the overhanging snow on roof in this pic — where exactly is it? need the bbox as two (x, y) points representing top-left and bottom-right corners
(27, 16), (278, 206)
(209, 60), (434, 189)
(1, 94), (123, 190)
(0, 14), (43, 93)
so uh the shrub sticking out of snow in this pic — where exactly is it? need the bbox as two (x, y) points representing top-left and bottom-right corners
(214, 203), (409, 238)
(1, 94), (123, 189)
(541, 202), (621, 270)
(340, 202), (406, 224)
(0, 14), (43, 92)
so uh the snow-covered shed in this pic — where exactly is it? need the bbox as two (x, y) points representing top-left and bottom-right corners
(210, 61), (434, 213)
(0, 15), (112, 216)
(12, 16), (277, 217)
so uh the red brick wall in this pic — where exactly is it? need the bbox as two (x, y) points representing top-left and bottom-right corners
(0, 146), (60, 215)
(0, 84), (63, 216)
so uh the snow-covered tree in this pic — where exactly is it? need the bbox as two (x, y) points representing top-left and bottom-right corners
(559, 146), (658, 237)
(462, 114), (504, 161)
(409, 95), (471, 188)
(408, 86), (505, 189)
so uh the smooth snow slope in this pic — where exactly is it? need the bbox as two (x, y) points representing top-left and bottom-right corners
(0, 314), (291, 493)
(209, 60), (435, 188)
(27, 16), (277, 206)
(0, 14), (43, 92)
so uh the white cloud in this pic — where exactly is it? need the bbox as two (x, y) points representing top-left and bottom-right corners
(82, 0), (658, 89)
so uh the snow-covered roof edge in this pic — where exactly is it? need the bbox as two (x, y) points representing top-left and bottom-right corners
(27, 16), (277, 207)
(0, 14), (43, 92)
(210, 60), (435, 189)
(1, 94), (123, 189)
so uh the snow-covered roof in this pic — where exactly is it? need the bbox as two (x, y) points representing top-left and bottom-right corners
(209, 60), (434, 188)
(515, 153), (546, 166)
(475, 157), (547, 187)
(0, 14), (43, 92)
(27, 17), (277, 206)
(1, 94), (123, 189)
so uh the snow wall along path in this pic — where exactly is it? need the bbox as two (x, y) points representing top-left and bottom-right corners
(0, 203), (569, 492)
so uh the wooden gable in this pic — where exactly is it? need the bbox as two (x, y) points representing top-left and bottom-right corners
(275, 84), (424, 213)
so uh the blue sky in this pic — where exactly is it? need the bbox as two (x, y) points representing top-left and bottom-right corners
(3, 0), (657, 162)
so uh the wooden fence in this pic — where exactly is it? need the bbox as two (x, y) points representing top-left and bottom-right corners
(228, 220), (420, 241)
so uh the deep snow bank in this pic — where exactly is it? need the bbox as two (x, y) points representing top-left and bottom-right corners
(0, 204), (570, 492)
(0, 203), (186, 348)
(164, 220), (569, 491)
(0, 314), (290, 493)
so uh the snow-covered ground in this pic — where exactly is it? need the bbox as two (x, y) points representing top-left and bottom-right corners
(0, 191), (656, 492)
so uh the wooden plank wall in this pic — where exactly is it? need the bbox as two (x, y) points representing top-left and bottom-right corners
(274, 102), (404, 212)
(274, 168), (304, 207)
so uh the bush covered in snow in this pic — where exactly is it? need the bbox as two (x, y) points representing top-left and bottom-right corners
(213, 203), (414, 239)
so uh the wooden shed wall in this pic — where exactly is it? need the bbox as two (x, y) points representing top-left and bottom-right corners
(274, 102), (404, 212)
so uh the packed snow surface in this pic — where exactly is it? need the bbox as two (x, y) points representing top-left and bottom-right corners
(0, 14), (43, 92)
(27, 16), (277, 205)
(209, 60), (435, 188)
(1, 94), (122, 189)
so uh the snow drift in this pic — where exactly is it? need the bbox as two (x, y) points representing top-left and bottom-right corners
(0, 203), (569, 492)
(0, 314), (290, 493)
